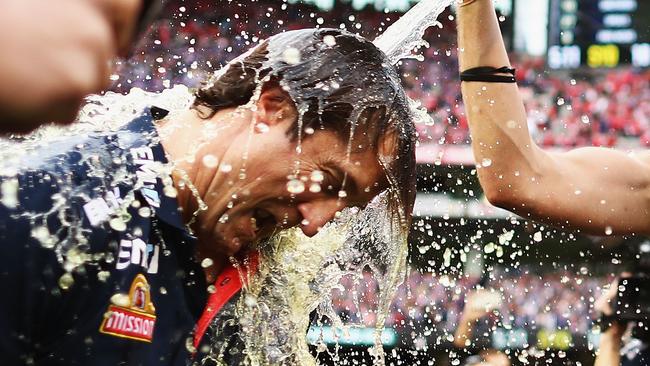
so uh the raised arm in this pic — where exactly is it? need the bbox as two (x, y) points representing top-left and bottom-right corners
(456, 0), (650, 235)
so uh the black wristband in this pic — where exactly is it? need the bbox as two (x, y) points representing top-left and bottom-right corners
(460, 66), (516, 83)
(596, 314), (617, 332)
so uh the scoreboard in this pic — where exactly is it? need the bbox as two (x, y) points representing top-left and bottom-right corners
(547, 0), (650, 69)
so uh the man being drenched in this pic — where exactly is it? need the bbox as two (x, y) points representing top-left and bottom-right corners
(0, 28), (416, 365)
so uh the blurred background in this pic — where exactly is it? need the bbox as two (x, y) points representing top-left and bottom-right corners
(112, 0), (650, 364)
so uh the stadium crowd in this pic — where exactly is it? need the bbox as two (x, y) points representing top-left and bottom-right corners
(114, 1), (650, 149)
(332, 268), (610, 336)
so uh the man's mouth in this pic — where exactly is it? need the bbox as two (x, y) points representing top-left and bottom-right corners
(251, 207), (277, 236)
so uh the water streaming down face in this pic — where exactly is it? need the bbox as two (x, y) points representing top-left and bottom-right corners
(0, 0), (451, 363)
(193, 2), (459, 363)
(196, 194), (408, 366)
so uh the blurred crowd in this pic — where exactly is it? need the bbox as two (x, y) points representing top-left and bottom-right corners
(115, 0), (650, 149)
(331, 268), (610, 336)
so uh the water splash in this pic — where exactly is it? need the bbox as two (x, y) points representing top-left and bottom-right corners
(374, 0), (456, 130)
(0, 86), (193, 278)
(197, 194), (408, 366)
(373, 0), (456, 65)
(193, 2), (461, 363)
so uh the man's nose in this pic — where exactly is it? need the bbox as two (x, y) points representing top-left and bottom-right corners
(297, 199), (343, 237)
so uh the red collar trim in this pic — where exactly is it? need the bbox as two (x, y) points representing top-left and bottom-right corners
(193, 252), (259, 349)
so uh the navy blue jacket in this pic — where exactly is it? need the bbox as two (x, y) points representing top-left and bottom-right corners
(0, 109), (207, 365)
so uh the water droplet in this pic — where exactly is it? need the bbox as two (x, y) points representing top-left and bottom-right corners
(207, 285), (216, 293)
(220, 163), (233, 173)
(282, 48), (301, 65)
(160, 287), (167, 295)
(163, 185), (178, 198)
(323, 35), (336, 46)
(109, 217), (127, 232)
(244, 294), (258, 307)
(1, 178), (19, 209)
(255, 123), (270, 134)
(338, 190), (347, 198)
(533, 231), (542, 242)
(110, 293), (130, 307)
(185, 337), (197, 353)
(309, 183), (321, 193)
(202, 154), (219, 168)
(97, 271), (110, 282)
(31, 226), (55, 248)
(605, 226), (613, 235)
(287, 179), (305, 194)
(557, 97), (565, 106)
(138, 207), (151, 218)
(58, 273), (74, 290)
(581, 115), (590, 124)
(310, 170), (324, 182)
(481, 158), (492, 167)
(201, 258), (214, 268)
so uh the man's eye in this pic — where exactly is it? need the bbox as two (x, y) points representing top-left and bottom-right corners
(323, 176), (342, 194)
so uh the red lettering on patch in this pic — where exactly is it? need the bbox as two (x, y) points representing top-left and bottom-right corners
(100, 305), (156, 342)
(99, 274), (157, 342)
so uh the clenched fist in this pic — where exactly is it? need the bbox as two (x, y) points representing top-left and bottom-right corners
(0, 0), (142, 133)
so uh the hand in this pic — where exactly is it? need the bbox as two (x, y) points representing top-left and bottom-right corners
(90, 0), (143, 57)
(594, 278), (618, 317)
(0, 0), (141, 133)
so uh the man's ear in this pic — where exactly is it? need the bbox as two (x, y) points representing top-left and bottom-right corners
(255, 84), (297, 126)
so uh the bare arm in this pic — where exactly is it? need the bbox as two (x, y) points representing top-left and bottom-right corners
(593, 279), (623, 366)
(456, 0), (650, 235)
(453, 317), (474, 348)
(594, 325), (623, 366)
(453, 290), (493, 348)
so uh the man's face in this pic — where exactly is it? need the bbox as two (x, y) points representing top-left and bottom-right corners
(195, 87), (392, 257)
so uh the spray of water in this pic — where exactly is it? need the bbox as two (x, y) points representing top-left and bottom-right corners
(373, 0), (456, 64)
(374, 0), (456, 129)
(194, 1), (456, 364)
(0, 87), (197, 286)
(196, 194), (408, 366)
(0, 0), (454, 363)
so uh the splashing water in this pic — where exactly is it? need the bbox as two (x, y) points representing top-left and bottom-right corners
(196, 194), (408, 366)
(193, 1), (458, 365)
(373, 0), (456, 64)
(374, 0), (456, 129)
(0, 0), (456, 363)
(0, 86), (194, 279)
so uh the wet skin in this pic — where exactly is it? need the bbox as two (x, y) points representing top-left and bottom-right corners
(158, 86), (394, 277)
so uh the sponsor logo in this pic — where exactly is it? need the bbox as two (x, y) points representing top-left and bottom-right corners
(100, 274), (157, 342)
(116, 238), (159, 274)
(130, 147), (161, 208)
(83, 187), (123, 227)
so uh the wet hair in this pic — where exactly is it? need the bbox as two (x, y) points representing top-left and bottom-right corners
(193, 28), (417, 226)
